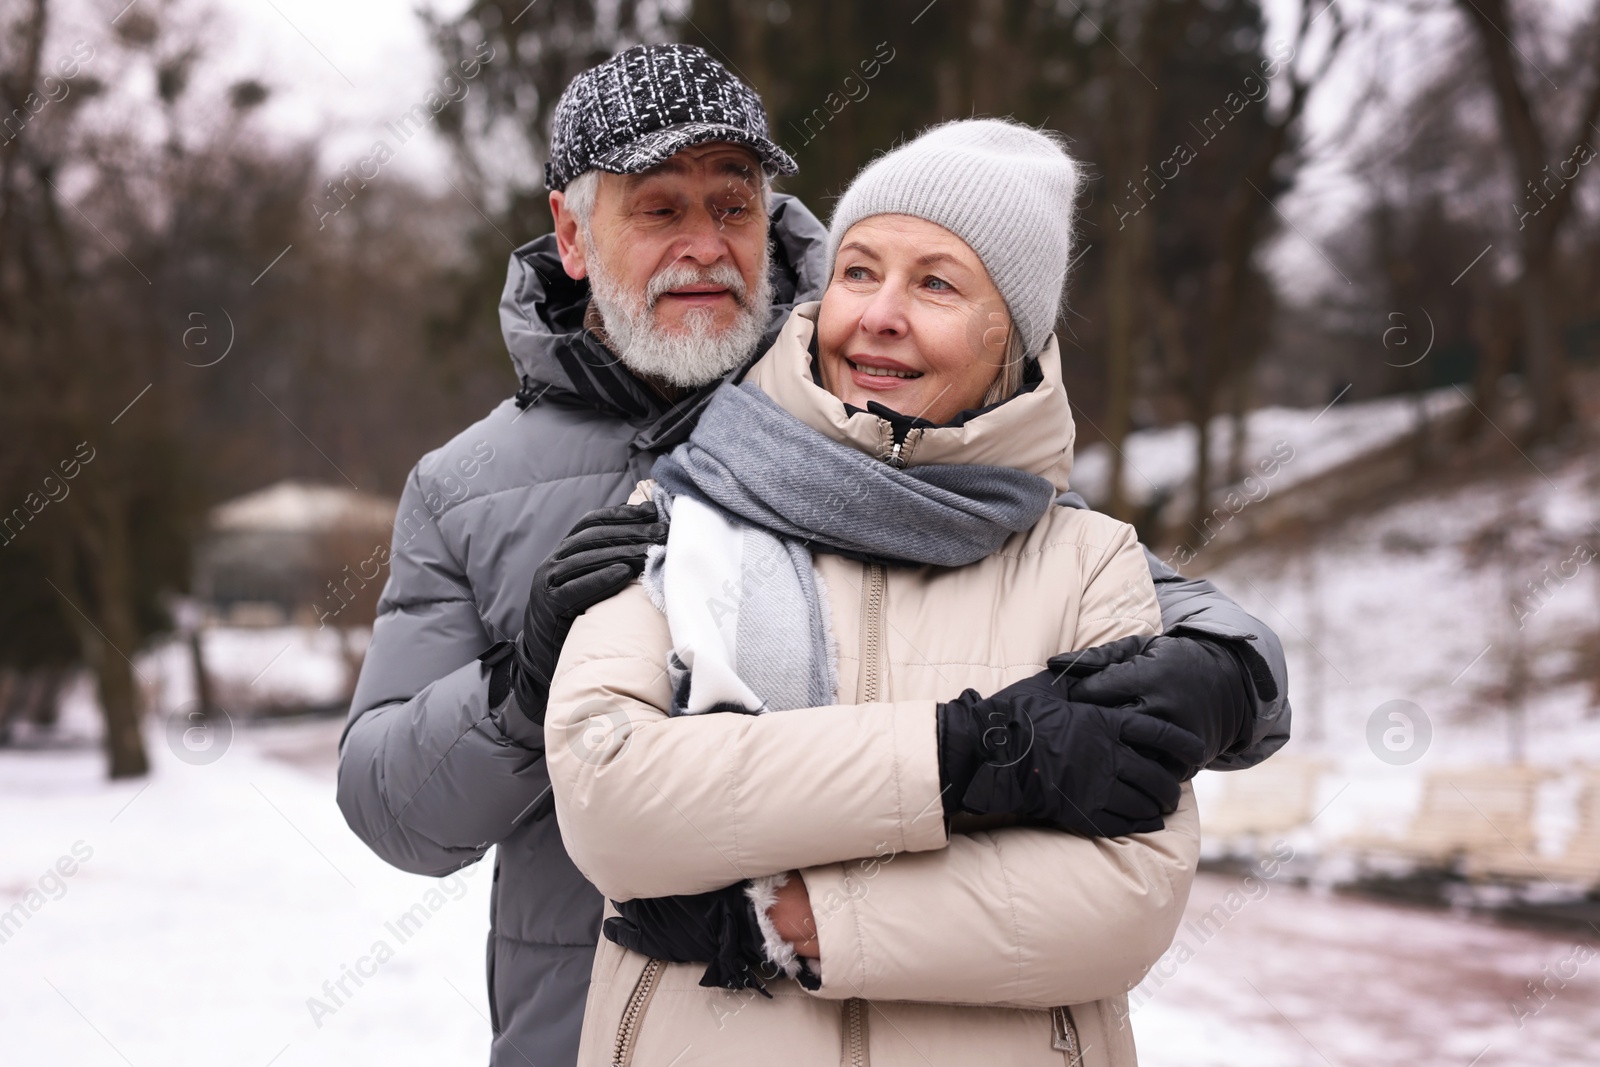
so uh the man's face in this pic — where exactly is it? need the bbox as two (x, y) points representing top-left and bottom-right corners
(551, 144), (774, 386)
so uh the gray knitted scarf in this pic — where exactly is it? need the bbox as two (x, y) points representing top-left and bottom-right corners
(646, 382), (1055, 715)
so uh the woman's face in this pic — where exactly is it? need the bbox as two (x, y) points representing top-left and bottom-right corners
(816, 215), (1012, 425)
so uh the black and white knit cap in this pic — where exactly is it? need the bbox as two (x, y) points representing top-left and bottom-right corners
(828, 119), (1083, 358)
(544, 44), (797, 192)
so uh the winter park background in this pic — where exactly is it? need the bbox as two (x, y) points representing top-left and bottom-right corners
(4, 0), (1600, 1065)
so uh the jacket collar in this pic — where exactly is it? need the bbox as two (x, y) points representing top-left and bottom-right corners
(496, 194), (830, 454)
(742, 302), (1077, 493)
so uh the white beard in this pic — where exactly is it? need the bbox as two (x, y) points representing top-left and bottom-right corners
(586, 241), (773, 389)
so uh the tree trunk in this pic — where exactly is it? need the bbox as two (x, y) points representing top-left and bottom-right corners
(1098, 1), (1171, 523)
(1227, 359), (1251, 486)
(1463, 284), (1518, 442)
(0, 670), (15, 745)
(1190, 388), (1214, 539)
(96, 634), (148, 779)
(1408, 368), (1432, 473)
(33, 668), (64, 727)
(98, 604), (149, 777)
(1456, 0), (1600, 438)
(1300, 534), (1325, 744)
(1516, 256), (1569, 435)
(189, 629), (215, 718)
(730, 0), (769, 101)
(80, 493), (150, 778)
(0, 0), (49, 308)
(1103, 229), (1140, 522)
(1500, 549), (1528, 764)
(1180, 0), (1344, 535)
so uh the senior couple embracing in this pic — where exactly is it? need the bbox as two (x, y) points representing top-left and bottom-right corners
(338, 43), (1291, 1067)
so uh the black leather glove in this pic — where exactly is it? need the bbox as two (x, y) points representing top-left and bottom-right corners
(1049, 633), (1256, 781)
(486, 501), (667, 725)
(937, 669), (1204, 837)
(603, 883), (779, 995)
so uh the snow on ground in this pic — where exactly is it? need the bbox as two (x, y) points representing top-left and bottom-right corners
(0, 727), (493, 1067)
(1193, 438), (1600, 859)
(4, 728), (1597, 1066)
(1203, 438), (1593, 748)
(1071, 386), (1468, 509)
(150, 625), (366, 715)
(1129, 425), (1600, 1065)
(23, 624), (369, 753)
(1135, 870), (1600, 1067)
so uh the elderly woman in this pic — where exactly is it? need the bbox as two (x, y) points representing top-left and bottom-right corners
(544, 120), (1201, 1067)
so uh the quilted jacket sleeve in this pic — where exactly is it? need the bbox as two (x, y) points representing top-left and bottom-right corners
(798, 788), (1197, 1008)
(543, 582), (951, 902)
(1058, 491), (1291, 770)
(337, 464), (550, 877)
(796, 510), (1196, 1008)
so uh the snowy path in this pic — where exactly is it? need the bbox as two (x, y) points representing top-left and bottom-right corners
(3, 723), (1597, 1066)
(1136, 870), (1600, 1067)
(0, 724), (493, 1067)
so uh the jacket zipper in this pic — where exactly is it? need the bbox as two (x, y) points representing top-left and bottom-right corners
(841, 997), (869, 1067)
(836, 417), (915, 1066)
(611, 957), (663, 1067)
(1051, 1005), (1084, 1064)
(842, 566), (890, 1062)
(857, 563), (886, 703)
(882, 424), (921, 469)
(857, 414), (907, 704)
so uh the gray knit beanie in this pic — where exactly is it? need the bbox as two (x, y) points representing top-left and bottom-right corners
(827, 119), (1082, 358)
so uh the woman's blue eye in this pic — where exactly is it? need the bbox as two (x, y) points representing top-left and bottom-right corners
(926, 276), (952, 290)
(845, 266), (869, 281)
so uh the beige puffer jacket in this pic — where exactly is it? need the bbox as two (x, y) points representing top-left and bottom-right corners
(545, 303), (1199, 1067)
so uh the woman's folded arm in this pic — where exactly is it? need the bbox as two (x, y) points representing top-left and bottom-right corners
(544, 582), (950, 901)
(761, 514), (1194, 1010)
(796, 782), (1199, 1009)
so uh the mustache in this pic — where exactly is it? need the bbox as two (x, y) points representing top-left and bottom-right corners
(646, 262), (750, 310)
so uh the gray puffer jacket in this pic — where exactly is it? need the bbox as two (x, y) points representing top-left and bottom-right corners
(336, 194), (1289, 1067)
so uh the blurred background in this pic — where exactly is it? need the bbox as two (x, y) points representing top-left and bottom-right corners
(2, 0), (1598, 1063)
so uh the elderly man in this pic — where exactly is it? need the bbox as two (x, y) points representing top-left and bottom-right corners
(338, 43), (1290, 1067)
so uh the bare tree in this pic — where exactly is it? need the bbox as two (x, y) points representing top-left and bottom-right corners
(1096, 0), (1199, 523)
(1, 2), (278, 775)
(1456, 0), (1600, 437)
(1175, 0), (1350, 537)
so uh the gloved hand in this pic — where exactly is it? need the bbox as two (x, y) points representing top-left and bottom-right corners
(1048, 633), (1256, 781)
(485, 501), (667, 725)
(603, 882), (778, 995)
(937, 669), (1204, 837)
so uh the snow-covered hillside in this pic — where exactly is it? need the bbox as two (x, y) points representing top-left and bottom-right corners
(1193, 434), (1600, 859)
(1070, 386), (1469, 510)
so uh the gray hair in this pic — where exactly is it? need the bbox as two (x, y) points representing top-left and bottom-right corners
(981, 326), (1030, 407)
(561, 169), (601, 229)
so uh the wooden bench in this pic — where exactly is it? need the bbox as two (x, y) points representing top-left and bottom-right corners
(1199, 756), (1328, 850)
(1343, 765), (1547, 867)
(1465, 767), (1600, 890)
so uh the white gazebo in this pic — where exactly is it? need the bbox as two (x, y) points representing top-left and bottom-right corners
(194, 481), (397, 627)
